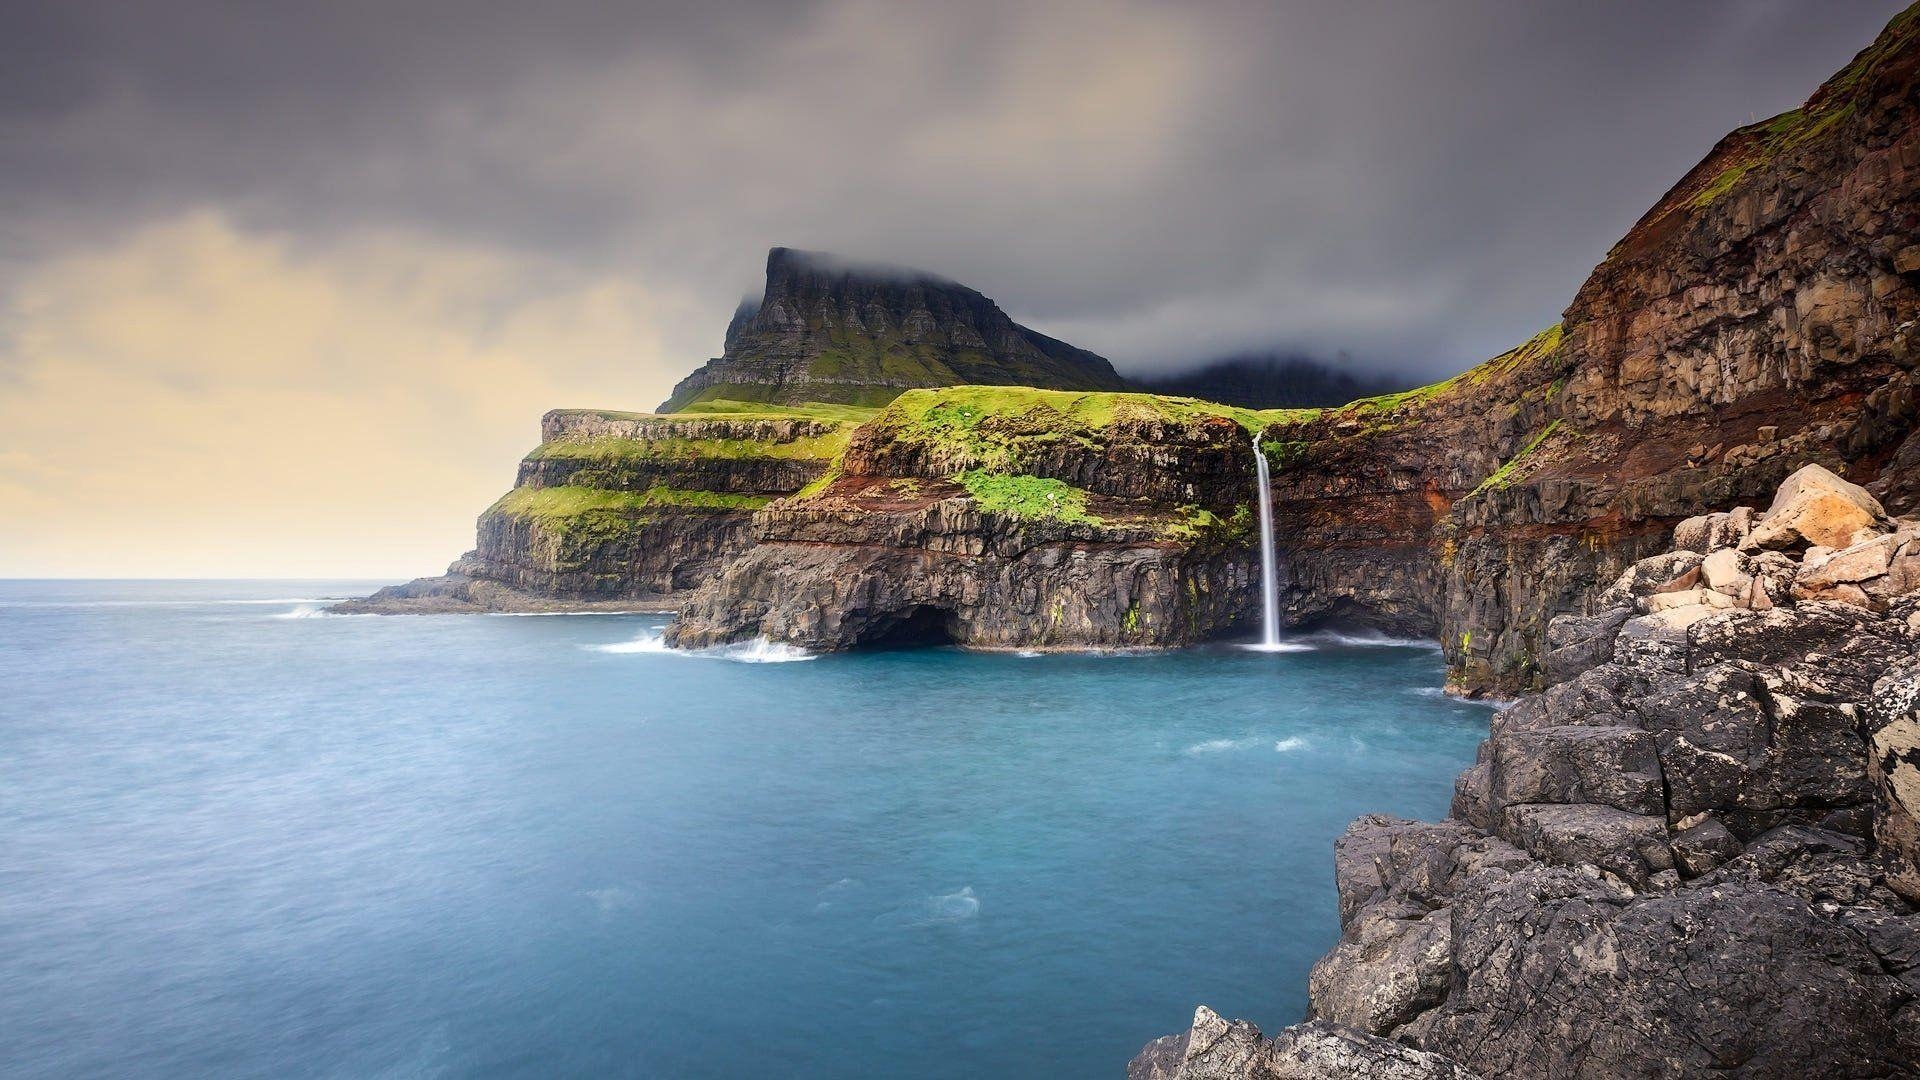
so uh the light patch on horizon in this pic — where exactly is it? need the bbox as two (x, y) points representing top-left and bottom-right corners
(0, 213), (698, 578)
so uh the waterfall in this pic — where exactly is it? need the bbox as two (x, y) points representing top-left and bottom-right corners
(1251, 435), (1281, 648)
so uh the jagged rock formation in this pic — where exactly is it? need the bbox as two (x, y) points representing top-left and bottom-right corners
(658, 248), (1128, 411)
(666, 387), (1273, 649)
(1134, 466), (1920, 1079)
(1137, 354), (1412, 410)
(335, 407), (861, 614)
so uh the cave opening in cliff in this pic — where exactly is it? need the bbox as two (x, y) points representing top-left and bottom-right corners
(858, 605), (958, 649)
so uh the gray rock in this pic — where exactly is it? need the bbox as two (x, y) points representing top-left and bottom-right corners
(1417, 866), (1915, 1078)
(1871, 661), (1920, 903)
(1670, 815), (1742, 877)
(1542, 606), (1632, 685)
(1127, 1010), (1481, 1080)
(1486, 724), (1665, 817)
(1500, 803), (1674, 887)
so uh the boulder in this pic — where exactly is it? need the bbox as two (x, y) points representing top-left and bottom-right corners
(1674, 506), (1755, 553)
(1744, 464), (1887, 551)
(1128, 1010), (1481, 1080)
(1307, 908), (1451, 1034)
(1646, 586), (1734, 612)
(1699, 547), (1753, 597)
(1795, 534), (1897, 604)
(1486, 724), (1665, 817)
(1600, 551), (1705, 608)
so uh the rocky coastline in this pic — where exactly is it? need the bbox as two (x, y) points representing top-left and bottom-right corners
(1131, 464), (1920, 1078)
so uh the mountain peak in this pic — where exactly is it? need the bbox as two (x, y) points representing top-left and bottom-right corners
(660, 250), (1125, 411)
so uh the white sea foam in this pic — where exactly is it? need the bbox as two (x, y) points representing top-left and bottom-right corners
(1273, 736), (1308, 753)
(584, 887), (635, 915)
(711, 637), (816, 663)
(1409, 685), (1509, 709)
(588, 629), (673, 654)
(586, 629), (816, 662)
(1307, 630), (1441, 650)
(1235, 640), (1316, 653)
(272, 604), (331, 619)
(1014, 650), (1044, 658)
(876, 886), (979, 928)
(1185, 736), (1262, 755)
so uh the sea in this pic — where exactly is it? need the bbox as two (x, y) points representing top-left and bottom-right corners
(0, 579), (1491, 1078)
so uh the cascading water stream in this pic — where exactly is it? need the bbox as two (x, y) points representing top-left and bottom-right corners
(1251, 435), (1281, 648)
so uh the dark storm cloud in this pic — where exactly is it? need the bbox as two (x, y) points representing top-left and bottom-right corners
(1, 0), (1908, 377)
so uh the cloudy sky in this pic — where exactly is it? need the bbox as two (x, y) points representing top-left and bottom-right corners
(0, 0), (1906, 577)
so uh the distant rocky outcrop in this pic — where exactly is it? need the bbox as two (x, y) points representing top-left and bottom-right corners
(1137, 354), (1413, 410)
(335, 407), (861, 614)
(658, 248), (1129, 411)
(1135, 464), (1920, 1079)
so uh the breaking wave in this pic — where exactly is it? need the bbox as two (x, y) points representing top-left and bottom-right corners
(588, 629), (673, 654)
(1273, 736), (1308, 752)
(587, 629), (815, 663)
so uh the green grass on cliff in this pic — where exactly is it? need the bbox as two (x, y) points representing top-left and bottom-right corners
(887, 385), (1313, 432)
(1468, 419), (1571, 498)
(868, 386), (1313, 473)
(1683, 3), (1915, 211)
(529, 431), (850, 464)
(956, 470), (1103, 526)
(1302, 324), (1566, 436)
(1160, 503), (1254, 544)
(488, 485), (770, 523)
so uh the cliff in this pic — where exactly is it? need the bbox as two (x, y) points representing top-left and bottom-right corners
(666, 387), (1298, 650)
(658, 247), (1129, 411)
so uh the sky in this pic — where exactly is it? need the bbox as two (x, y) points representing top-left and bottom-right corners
(0, 0), (1908, 577)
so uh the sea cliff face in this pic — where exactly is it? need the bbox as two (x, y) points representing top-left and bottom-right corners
(666, 388), (1281, 650)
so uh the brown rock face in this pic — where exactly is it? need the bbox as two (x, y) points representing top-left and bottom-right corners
(1359, 8), (1920, 692)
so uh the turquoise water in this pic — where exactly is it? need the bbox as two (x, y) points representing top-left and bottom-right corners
(0, 580), (1489, 1078)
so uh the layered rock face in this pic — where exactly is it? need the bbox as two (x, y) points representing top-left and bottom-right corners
(667, 387), (1272, 649)
(1428, 9), (1920, 692)
(659, 247), (1128, 411)
(1136, 466), (1920, 1079)
(335, 408), (858, 614)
